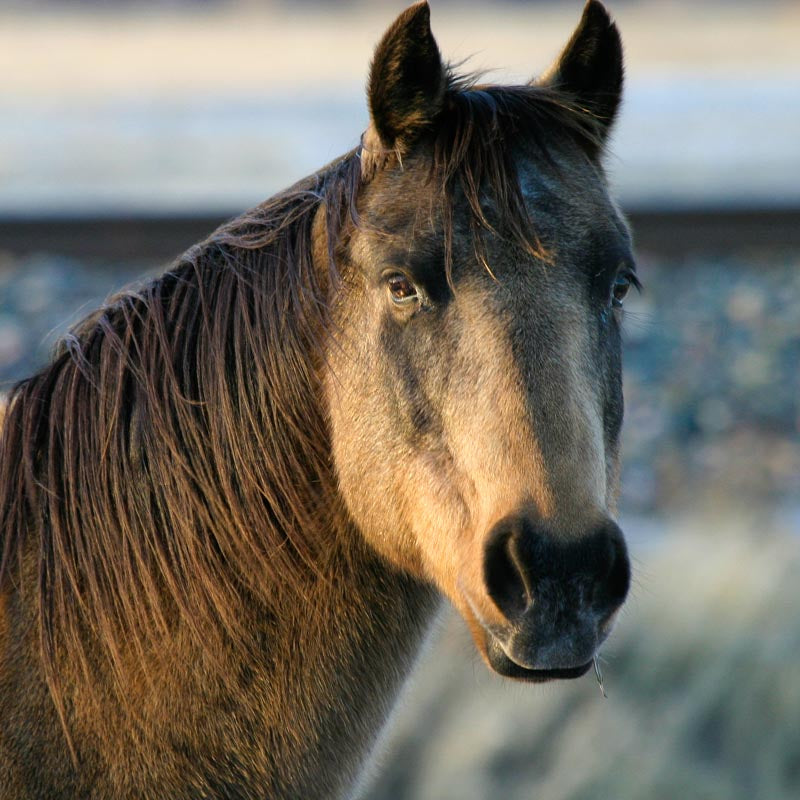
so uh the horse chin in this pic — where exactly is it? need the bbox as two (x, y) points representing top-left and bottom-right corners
(483, 633), (594, 684)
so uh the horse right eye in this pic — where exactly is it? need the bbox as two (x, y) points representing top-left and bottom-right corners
(386, 273), (419, 305)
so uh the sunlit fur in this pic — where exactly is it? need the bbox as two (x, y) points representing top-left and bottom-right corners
(0, 2), (632, 797)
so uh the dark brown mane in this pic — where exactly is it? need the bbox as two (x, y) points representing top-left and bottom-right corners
(0, 75), (599, 741)
(0, 152), (364, 739)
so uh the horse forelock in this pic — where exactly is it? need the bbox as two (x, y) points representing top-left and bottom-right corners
(362, 70), (607, 282)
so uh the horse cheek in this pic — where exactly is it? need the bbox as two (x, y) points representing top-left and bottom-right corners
(324, 330), (426, 576)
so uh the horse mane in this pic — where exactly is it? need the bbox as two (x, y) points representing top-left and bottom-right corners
(0, 154), (364, 737)
(0, 74), (599, 736)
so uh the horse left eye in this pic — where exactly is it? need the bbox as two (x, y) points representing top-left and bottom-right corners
(387, 273), (419, 305)
(612, 273), (632, 307)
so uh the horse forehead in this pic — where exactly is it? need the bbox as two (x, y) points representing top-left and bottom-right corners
(517, 150), (617, 225)
(354, 145), (630, 276)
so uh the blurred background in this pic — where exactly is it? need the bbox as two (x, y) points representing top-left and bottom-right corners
(1, 1), (798, 798)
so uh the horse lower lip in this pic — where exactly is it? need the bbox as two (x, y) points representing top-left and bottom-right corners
(485, 635), (594, 682)
(522, 661), (593, 680)
(501, 659), (593, 683)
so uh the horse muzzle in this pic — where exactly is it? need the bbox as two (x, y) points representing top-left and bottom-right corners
(479, 514), (630, 681)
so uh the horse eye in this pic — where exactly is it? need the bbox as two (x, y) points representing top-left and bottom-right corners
(386, 273), (419, 305)
(611, 271), (637, 308)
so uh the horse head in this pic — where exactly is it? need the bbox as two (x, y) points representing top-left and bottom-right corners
(326, 0), (634, 681)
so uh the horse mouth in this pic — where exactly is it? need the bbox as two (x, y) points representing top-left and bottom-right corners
(484, 634), (594, 683)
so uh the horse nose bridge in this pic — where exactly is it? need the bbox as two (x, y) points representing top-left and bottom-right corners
(450, 286), (606, 523)
(482, 513), (630, 626)
(532, 388), (608, 514)
(512, 304), (609, 514)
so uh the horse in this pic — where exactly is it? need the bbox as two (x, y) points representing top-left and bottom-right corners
(0, 2), (635, 797)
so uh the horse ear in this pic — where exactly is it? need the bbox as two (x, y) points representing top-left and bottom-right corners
(539, 0), (623, 152)
(367, 1), (447, 154)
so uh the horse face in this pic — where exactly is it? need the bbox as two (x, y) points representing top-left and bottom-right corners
(326, 1), (633, 681)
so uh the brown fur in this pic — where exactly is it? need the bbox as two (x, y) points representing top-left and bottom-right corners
(0, 3), (632, 797)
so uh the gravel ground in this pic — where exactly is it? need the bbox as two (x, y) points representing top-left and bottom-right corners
(621, 247), (800, 515)
(0, 246), (798, 517)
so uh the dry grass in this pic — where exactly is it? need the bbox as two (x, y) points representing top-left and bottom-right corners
(369, 516), (800, 799)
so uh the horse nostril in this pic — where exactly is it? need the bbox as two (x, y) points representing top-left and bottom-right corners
(599, 523), (631, 608)
(483, 522), (532, 621)
(483, 516), (631, 625)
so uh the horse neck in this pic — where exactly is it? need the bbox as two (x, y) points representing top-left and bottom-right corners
(248, 509), (441, 796)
